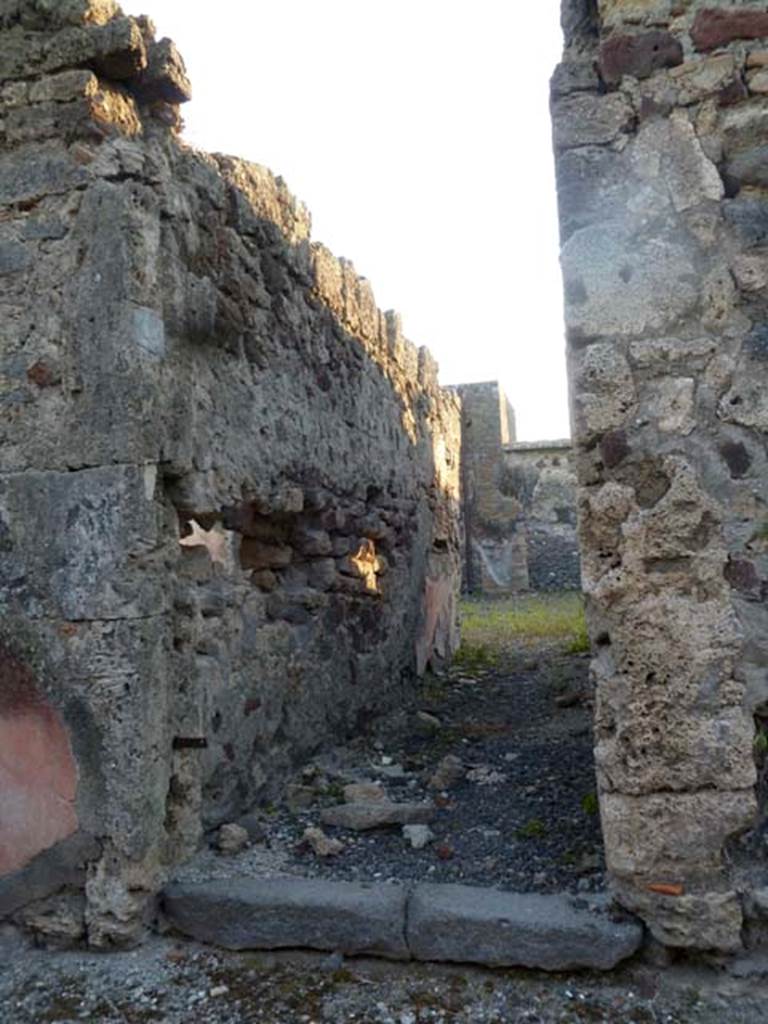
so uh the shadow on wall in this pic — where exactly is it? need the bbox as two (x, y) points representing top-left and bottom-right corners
(0, 1), (462, 947)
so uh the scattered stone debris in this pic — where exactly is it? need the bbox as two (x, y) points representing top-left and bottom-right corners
(344, 782), (387, 804)
(303, 827), (344, 858)
(466, 766), (508, 786)
(412, 711), (442, 736)
(427, 754), (466, 791)
(402, 825), (435, 850)
(284, 784), (318, 812)
(320, 801), (437, 832)
(235, 813), (268, 844)
(216, 824), (249, 856)
(185, 640), (604, 896)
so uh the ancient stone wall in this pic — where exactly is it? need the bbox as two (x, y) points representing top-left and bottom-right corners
(502, 441), (580, 591)
(555, 0), (768, 951)
(0, 0), (461, 947)
(457, 382), (528, 592)
(458, 381), (579, 593)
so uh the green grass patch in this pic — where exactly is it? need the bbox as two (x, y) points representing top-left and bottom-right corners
(457, 592), (588, 661)
(451, 641), (499, 671)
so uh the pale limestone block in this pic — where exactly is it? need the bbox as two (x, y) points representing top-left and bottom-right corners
(598, 0), (675, 27)
(748, 67), (768, 93)
(551, 92), (634, 150)
(607, 590), (741, 689)
(732, 254), (768, 291)
(613, 883), (745, 953)
(600, 789), (756, 882)
(669, 54), (737, 105)
(629, 336), (716, 367)
(719, 371), (768, 430)
(595, 706), (757, 794)
(572, 343), (636, 439)
(701, 267), (738, 329)
(653, 377), (696, 434)
(630, 115), (723, 212)
(561, 225), (700, 340)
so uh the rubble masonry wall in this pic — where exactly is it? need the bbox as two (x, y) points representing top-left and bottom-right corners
(555, 0), (768, 950)
(0, 0), (461, 947)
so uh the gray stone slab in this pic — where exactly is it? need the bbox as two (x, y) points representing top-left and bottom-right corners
(407, 884), (643, 971)
(0, 832), (100, 919)
(162, 878), (409, 960)
(319, 801), (436, 831)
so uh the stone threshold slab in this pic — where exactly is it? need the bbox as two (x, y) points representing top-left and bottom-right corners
(162, 878), (643, 971)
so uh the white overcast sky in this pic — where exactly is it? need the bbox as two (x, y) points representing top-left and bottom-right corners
(123, 1), (569, 440)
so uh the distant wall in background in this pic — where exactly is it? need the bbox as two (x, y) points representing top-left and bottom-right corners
(457, 381), (579, 594)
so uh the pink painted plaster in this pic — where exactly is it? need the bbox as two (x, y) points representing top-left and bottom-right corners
(0, 647), (78, 877)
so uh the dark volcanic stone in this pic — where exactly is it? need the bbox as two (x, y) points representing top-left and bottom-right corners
(724, 558), (760, 595)
(163, 878), (410, 959)
(745, 325), (768, 361)
(724, 198), (768, 247)
(407, 885), (643, 971)
(726, 145), (768, 190)
(133, 38), (191, 105)
(692, 9), (768, 52)
(720, 441), (751, 478)
(718, 77), (749, 107)
(561, 0), (599, 47)
(0, 832), (100, 918)
(600, 429), (630, 469)
(599, 31), (683, 85)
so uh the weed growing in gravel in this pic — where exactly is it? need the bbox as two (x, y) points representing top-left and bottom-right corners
(517, 818), (547, 839)
(452, 641), (499, 671)
(581, 792), (599, 815)
(459, 593), (588, 660)
(566, 620), (590, 654)
(754, 729), (768, 757)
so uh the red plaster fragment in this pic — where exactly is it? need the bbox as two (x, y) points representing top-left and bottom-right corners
(0, 645), (78, 877)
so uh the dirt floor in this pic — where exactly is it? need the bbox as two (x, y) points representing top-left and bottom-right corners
(4, 594), (768, 1022)
(3, 927), (768, 1023)
(178, 594), (604, 894)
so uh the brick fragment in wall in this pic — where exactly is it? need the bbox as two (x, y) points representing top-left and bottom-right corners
(599, 31), (683, 86)
(692, 9), (768, 52)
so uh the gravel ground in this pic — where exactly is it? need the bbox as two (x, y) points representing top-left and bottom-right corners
(6, 633), (768, 1022)
(179, 645), (604, 895)
(3, 925), (768, 1024)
